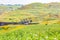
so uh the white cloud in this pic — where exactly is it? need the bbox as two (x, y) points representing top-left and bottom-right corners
(0, 0), (60, 5)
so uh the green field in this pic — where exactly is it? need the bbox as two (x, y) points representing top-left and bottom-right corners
(0, 24), (60, 40)
(0, 2), (60, 40)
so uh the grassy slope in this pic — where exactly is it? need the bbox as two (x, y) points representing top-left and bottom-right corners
(0, 2), (60, 40)
(0, 10), (35, 22)
(0, 24), (60, 40)
(19, 3), (60, 21)
(0, 3), (60, 22)
(0, 25), (25, 34)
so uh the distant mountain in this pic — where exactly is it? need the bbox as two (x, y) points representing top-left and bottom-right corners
(19, 2), (60, 14)
(0, 4), (23, 6)
(19, 3), (44, 10)
(0, 4), (23, 15)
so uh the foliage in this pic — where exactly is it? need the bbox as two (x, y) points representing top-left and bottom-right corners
(0, 24), (60, 40)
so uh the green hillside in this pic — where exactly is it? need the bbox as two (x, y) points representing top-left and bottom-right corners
(0, 2), (60, 22)
(19, 2), (60, 21)
(0, 2), (60, 40)
(0, 4), (22, 15)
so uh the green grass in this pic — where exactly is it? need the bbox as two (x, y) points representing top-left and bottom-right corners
(0, 24), (60, 40)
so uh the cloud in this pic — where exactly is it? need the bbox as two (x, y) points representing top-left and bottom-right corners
(0, 0), (60, 4)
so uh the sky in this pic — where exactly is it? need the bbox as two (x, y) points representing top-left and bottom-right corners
(0, 0), (60, 5)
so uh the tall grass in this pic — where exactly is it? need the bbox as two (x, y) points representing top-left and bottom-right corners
(0, 24), (60, 40)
